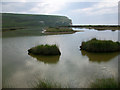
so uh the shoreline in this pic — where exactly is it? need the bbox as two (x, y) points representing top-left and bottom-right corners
(42, 27), (78, 35)
(61, 25), (120, 30)
(42, 28), (84, 35)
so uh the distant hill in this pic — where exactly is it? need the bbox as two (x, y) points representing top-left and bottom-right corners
(2, 13), (72, 29)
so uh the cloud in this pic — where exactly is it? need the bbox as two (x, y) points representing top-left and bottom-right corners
(28, 0), (68, 14)
(2, 2), (34, 13)
(2, 0), (119, 15)
(2, 0), (69, 15)
(1, 0), (118, 25)
(2, 0), (119, 2)
(72, 2), (118, 16)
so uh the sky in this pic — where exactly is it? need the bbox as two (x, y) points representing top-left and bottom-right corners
(1, 0), (119, 25)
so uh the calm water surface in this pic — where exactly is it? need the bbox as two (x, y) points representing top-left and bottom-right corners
(2, 28), (119, 88)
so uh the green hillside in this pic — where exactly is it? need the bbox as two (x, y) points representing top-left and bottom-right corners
(2, 13), (72, 29)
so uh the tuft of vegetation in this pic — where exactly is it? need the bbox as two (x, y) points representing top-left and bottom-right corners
(28, 44), (61, 55)
(34, 80), (62, 88)
(80, 38), (120, 52)
(33, 78), (119, 88)
(90, 78), (118, 88)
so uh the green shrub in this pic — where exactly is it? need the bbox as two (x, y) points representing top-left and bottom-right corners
(80, 38), (120, 52)
(28, 44), (61, 55)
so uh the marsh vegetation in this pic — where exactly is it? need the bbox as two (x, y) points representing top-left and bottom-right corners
(28, 44), (61, 55)
(63, 25), (120, 30)
(80, 38), (120, 52)
(34, 80), (62, 88)
(33, 78), (118, 88)
(90, 78), (118, 88)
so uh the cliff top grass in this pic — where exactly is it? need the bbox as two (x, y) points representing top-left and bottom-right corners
(80, 38), (120, 52)
(28, 44), (61, 55)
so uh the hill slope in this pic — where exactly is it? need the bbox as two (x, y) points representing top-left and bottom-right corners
(2, 13), (72, 29)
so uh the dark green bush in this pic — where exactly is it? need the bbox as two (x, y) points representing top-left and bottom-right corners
(80, 38), (120, 52)
(28, 44), (61, 55)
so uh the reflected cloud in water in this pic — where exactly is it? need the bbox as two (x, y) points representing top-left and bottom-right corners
(28, 53), (60, 64)
(81, 50), (120, 63)
(2, 28), (119, 88)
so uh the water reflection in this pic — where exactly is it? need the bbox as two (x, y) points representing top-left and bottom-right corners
(72, 28), (86, 31)
(2, 28), (119, 88)
(28, 53), (60, 64)
(81, 50), (120, 63)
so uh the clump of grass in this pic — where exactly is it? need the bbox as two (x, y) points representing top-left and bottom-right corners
(90, 78), (118, 88)
(80, 38), (120, 52)
(28, 44), (61, 55)
(33, 79), (70, 88)
(35, 80), (61, 88)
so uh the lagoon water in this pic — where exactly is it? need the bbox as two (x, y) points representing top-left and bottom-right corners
(2, 28), (119, 88)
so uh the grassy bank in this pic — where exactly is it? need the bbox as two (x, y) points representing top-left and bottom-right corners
(2, 27), (25, 32)
(28, 44), (61, 55)
(33, 78), (118, 88)
(62, 25), (120, 30)
(2, 28), (44, 37)
(44, 27), (76, 34)
(80, 38), (120, 52)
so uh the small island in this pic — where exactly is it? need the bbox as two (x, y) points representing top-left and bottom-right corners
(43, 27), (77, 34)
(80, 38), (120, 52)
(28, 44), (61, 55)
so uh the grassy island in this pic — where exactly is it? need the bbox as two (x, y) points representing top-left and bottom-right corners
(44, 27), (76, 34)
(80, 38), (120, 52)
(28, 44), (61, 55)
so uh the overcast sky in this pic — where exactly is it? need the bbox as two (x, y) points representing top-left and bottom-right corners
(1, 0), (119, 25)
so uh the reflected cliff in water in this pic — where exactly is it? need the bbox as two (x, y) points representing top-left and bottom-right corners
(28, 53), (60, 64)
(81, 50), (120, 63)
